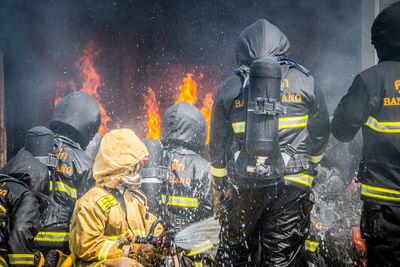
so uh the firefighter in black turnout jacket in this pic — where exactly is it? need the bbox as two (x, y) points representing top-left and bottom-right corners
(209, 19), (330, 266)
(160, 101), (214, 264)
(0, 126), (56, 266)
(331, 2), (400, 266)
(35, 91), (101, 254)
(0, 177), (40, 267)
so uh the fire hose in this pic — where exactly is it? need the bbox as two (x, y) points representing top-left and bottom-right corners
(133, 219), (176, 248)
(61, 217), (220, 267)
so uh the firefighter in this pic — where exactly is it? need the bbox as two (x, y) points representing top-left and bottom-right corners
(35, 91), (101, 254)
(1, 126), (54, 196)
(0, 175), (42, 267)
(160, 101), (214, 265)
(331, 2), (400, 266)
(209, 19), (330, 266)
(69, 128), (163, 267)
(0, 126), (57, 266)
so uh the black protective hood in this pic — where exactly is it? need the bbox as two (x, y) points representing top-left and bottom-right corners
(142, 138), (164, 168)
(371, 1), (400, 62)
(236, 19), (290, 66)
(84, 132), (103, 161)
(161, 101), (207, 153)
(50, 91), (101, 149)
(1, 149), (50, 195)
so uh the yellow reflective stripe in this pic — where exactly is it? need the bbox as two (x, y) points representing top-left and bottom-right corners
(232, 122), (245, 133)
(107, 229), (132, 241)
(284, 173), (313, 187)
(98, 240), (116, 261)
(232, 116), (308, 133)
(0, 204), (6, 213)
(194, 262), (203, 267)
(364, 116), (400, 133)
(278, 115), (308, 129)
(310, 153), (324, 164)
(0, 256), (7, 267)
(49, 181), (77, 199)
(8, 254), (34, 258)
(210, 165), (227, 177)
(8, 254), (34, 265)
(34, 231), (69, 242)
(161, 194), (199, 207)
(361, 184), (400, 201)
(9, 261), (33, 265)
(186, 240), (213, 256)
(305, 240), (319, 252)
(132, 229), (146, 237)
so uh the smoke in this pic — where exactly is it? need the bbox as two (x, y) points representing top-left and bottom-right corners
(0, 0), (362, 157)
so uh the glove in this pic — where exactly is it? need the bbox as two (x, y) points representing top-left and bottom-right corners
(129, 244), (157, 266)
(154, 232), (175, 248)
(43, 249), (67, 267)
(34, 250), (44, 267)
(211, 175), (228, 192)
(211, 175), (229, 220)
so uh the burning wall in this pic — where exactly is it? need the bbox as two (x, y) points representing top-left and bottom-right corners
(54, 41), (221, 144)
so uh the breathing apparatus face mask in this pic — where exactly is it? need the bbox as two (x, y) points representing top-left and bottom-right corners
(121, 156), (149, 189)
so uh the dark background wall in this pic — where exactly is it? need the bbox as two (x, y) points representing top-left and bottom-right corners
(0, 0), (362, 158)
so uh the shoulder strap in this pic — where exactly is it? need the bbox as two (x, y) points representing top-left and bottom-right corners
(279, 59), (311, 77)
(233, 65), (250, 89)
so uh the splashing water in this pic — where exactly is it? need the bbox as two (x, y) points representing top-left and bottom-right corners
(174, 217), (220, 256)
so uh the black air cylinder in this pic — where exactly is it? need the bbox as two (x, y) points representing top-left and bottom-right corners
(245, 58), (282, 157)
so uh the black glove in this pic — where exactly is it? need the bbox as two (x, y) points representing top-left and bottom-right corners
(211, 175), (229, 191)
(155, 232), (175, 248)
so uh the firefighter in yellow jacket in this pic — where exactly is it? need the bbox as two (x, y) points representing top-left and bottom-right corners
(69, 128), (163, 267)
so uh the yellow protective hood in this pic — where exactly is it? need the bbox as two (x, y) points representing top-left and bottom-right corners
(93, 128), (148, 188)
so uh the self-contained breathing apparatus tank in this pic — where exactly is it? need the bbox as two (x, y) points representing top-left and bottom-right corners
(141, 138), (169, 216)
(25, 126), (58, 169)
(245, 58), (283, 176)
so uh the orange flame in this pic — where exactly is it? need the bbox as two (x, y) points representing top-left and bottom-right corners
(75, 41), (111, 136)
(200, 93), (214, 144)
(54, 80), (76, 106)
(143, 87), (161, 140)
(175, 73), (197, 104)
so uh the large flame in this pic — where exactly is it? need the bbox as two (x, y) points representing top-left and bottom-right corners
(175, 73), (197, 104)
(75, 41), (111, 136)
(143, 87), (161, 140)
(200, 93), (214, 144)
(54, 41), (114, 136)
(54, 80), (77, 106)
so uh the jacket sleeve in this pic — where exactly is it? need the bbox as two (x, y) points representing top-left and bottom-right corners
(332, 75), (370, 142)
(199, 168), (213, 218)
(209, 89), (230, 178)
(69, 202), (127, 262)
(8, 190), (39, 260)
(77, 168), (95, 198)
(307, 82), (330, 164)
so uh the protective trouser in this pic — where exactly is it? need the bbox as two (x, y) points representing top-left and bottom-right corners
(217, 181), (312, 266)
(360, 202), (400, 267)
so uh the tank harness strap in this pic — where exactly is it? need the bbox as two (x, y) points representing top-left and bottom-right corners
(281, 127), (309, 169)
(279, 59), (311, 76)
